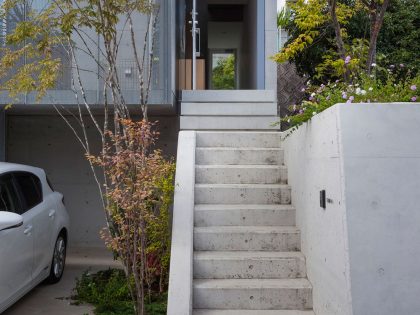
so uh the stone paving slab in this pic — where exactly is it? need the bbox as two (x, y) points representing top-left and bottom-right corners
(3, 246), (121, 315)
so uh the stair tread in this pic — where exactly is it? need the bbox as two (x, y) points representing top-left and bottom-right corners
(195, 164), (286, 169)
(193, 278), (312, 289)
(194, 226), (299, 233)
(196, 184), (290, 188)
(194, 251), (304, 260)
(193, 310), (315, 315)
(195, 204), (294, 211)
(197, 147), (282, 150)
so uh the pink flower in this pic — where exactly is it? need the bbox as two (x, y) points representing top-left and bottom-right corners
(410, 85), (417, 91)
(342, 92), (347, 99)
(345, 56), (351, 64)
(400, 64), (404, 68)
(411, 96), (417, 102)
(346, 96), (354, 104)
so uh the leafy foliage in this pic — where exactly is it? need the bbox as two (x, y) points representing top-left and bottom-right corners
(278, 0), (419, 83)
(377, 0), (420, 73)
(88, 119), (175, 315)
(283, 64), (419, 129)
(272, 0), (355, 66)
(73, 269), (167, 315)
(212, 55), (235, 90)
(277, 7), (292, 28)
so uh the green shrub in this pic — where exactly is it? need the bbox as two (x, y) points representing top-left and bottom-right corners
(73, 269), (167, 315)
(283, 63), (419, 129)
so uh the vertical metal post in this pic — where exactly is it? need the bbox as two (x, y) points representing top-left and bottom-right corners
(191, 0), (197, 90)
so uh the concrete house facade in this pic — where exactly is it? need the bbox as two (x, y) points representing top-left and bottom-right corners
(0, 0), (279, 247)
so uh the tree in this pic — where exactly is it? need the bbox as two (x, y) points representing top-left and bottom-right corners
(273, 0), (391, 80)
(363, 0), (391, 72)
(0, 0), (174, 314)
(377, 0), (420, 72)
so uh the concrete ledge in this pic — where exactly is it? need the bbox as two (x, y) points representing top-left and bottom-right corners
(181, 102), (277, 116)
(180, 116), (280, 130)
(181, 90), (276, 103)
(167, 131), (196, 315)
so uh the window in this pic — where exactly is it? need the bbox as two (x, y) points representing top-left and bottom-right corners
(13, 172), (43, 211)
(0, 174), (21, 214)
(210, 50), (237, 90)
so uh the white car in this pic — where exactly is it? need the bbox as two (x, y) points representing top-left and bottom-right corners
(0, 163), (70, 313)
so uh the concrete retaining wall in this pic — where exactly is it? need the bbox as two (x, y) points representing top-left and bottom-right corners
(283, 103), (420, 315)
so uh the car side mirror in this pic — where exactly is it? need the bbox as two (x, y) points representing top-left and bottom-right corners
(0, 211), (23, 231)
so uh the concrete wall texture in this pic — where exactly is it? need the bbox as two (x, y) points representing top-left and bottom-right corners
(6, 114), (179, 248)
(283, 103), (420, 315)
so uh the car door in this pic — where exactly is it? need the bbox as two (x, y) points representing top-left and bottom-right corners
(0, 174), (34, 309)
(13, 172), (53, 283)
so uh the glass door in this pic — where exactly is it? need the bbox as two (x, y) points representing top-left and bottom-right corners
(209, 49), (237, 90)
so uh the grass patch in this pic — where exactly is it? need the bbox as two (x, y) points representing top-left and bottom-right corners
(73, 269), (167, 315)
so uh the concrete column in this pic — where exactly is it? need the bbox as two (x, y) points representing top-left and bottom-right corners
(265, 0), (278, 92)
(256, 0), (265, 89)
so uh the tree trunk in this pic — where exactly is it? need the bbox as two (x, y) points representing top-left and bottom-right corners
(366, 0), (391, 73)
(328, 0), (350, 81)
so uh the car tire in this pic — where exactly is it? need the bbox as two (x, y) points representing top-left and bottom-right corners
(46, 234), (66, 284)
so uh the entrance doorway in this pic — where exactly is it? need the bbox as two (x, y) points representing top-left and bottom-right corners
(209, 49), (237, 90)
(176, 0), (262, 91)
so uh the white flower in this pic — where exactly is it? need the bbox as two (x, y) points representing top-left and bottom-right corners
(371, 63), (377, 67)
(312, 112), (316, 116)
(368, 87), (373, 91)
(361, 90), (367, 95)
(370, 75), (375, 78)
(311, 92), (316, 97)
(355, 83), (359, 87)
(356, 87), (362, 95)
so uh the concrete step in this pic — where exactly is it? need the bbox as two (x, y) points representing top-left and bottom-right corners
(181, 102), (277, 116)
(194, 310), (316, 315)
(194, 204), (295, 227)
(182, 90), (276, 103)
(196, 131), (281, 148)
(194, 226), (300, 251)
(196, 147), (284, 165)
(195, 184), (291, 205)
(194, 251), (306, 279)
(181, 116), (280, 130)
(193, 278), (312, 310)
(196, 165), (287, 184)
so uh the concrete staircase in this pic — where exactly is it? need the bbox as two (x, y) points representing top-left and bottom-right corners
(192, 131), (314, 315)
(180, 90), (279, 130)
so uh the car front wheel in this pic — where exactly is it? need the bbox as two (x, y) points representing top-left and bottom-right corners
(47, 234), (66, 283)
